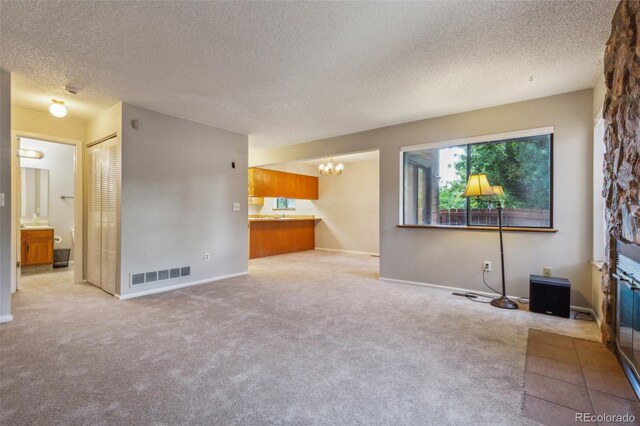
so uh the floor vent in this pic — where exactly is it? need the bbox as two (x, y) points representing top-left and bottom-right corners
(130, 266), (191, 285)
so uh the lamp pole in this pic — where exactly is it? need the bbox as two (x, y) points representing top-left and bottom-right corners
(490, 200), (518, 309)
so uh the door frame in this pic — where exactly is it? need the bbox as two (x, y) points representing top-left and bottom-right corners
(11, 131), (84, 291)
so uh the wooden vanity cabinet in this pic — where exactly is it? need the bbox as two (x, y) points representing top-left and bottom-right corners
(21, 229), (54, 266)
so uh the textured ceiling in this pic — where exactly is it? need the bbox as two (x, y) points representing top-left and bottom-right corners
(0, 1), (617, 149)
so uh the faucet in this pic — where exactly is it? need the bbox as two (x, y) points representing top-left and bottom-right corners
(31, 213), (39, 226)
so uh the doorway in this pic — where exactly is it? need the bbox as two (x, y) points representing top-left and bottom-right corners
(13, 136), (78, 292)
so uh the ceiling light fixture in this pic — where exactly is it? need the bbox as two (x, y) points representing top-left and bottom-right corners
(17, 149), (43, 159)
(49, 99), (67, 118)
(318, 158), (344, 176)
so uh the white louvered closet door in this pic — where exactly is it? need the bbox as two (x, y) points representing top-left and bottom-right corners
(101, 138), (117, 295)
(86, 144), (102, 287)
(87, 138), (118, 295)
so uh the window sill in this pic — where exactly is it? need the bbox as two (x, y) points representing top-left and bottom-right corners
(591, 260), (604, 271)
(396, 224), (558, 233)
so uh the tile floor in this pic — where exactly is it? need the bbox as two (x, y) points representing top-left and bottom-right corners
(522, 329), (640, 425)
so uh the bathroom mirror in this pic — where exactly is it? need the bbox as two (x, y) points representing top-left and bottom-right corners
(21, 167), (49, 219)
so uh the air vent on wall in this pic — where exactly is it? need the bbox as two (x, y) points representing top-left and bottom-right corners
(131, 273), (145, 285)
(130, 266), (190, 285)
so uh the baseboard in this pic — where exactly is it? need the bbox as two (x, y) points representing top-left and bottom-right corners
(315, 247), (380, 256)
(116, 271), (248, 300)
(378, 276), (513, 299)
(379, 276), (599, 320)
(0, 314), (14, 323)
(571, 306), (601, 325)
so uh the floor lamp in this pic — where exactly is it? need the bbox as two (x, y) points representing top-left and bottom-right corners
(463, 174), (518, 310)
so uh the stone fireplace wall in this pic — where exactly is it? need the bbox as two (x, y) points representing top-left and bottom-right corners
(602, 0), (640, 346)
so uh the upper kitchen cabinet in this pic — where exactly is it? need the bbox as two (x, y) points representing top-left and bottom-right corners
(248, 168), (318, 200)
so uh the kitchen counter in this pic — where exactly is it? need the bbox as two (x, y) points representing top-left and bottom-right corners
(249, 217), (321, 222)
(248, 216), (319, 259)
(249, 215), (320, 222)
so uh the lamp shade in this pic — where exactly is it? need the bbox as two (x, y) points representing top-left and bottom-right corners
(491, 185), (505, 198)
(463, 174), (495, 197)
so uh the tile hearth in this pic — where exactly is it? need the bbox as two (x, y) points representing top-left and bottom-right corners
(522, 329), (640, 425)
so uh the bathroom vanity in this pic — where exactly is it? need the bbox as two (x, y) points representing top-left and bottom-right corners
(21, 228), (54, 267)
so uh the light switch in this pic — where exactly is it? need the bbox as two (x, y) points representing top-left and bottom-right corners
(233, 202), (240, 211)
(0, 193), (4, 207)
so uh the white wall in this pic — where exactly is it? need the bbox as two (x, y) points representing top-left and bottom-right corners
(119, 104), (248, 297)
(86, 103), (122, 144)
(0, 70), (12, 321)
(251, 89), (595, 308)
(315, 159), (379, 254)
(13, 106), (86, 142)
(20, 138), (75, 256)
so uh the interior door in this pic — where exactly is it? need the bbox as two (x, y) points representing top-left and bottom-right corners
(86, 144), (102, 287)
(87, 138), (117, 295)
(101, 138), (117, 295)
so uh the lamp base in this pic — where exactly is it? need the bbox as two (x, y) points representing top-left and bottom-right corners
(490, 295), (519, 310)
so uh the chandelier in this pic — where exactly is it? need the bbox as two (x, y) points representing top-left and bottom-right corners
(318, 158), (345, 175)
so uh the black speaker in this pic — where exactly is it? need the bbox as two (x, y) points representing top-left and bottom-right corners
(529, 275), (571, 318)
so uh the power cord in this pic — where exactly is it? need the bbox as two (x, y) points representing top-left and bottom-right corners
(463, 292), (493, 303)
(455, 265), (527, 306)
(482, 267), (501, 295)
(460, 266), (501, 304)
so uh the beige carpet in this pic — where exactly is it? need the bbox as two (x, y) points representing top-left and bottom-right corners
(1, 250), (599, 425)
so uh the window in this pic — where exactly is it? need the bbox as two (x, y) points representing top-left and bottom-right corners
(274, 198), (296, 210)
(402, 131), (553, 228)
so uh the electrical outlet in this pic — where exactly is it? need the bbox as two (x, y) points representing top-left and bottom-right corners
(233, 202), (240, 211)
(483, 261), (492, 272)
(205, 253), (210, 261)
(543, 267), (552, 277)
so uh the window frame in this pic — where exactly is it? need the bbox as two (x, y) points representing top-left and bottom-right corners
(273, 197), (296, 210)
(399, 127), (555, 229)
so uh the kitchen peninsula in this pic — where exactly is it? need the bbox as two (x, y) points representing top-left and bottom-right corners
(249, 215), (321, 259)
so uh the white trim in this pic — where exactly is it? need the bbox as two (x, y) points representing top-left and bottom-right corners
(571, 306), (601, 326)
(400, 126), (555, 152)
(0, 314), (13, 323)
(594, 106), (604, 126)
(379, 276), (515, 299)
(315, 247), (379, 256)
(379, 276), (596, 318)
(115, 271), (248, 300)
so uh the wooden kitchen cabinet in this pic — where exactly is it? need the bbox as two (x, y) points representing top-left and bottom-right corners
(294, 173), (319, 199)
(249, 219), (316, 259)
(21, 229), (54, 266)
(248, 168), (318, 200)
